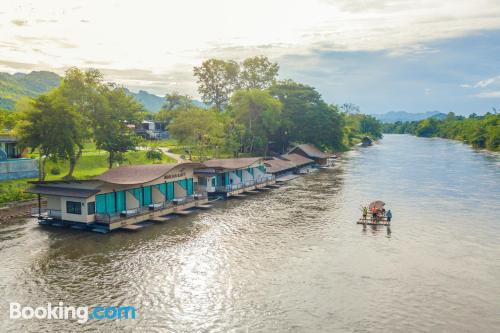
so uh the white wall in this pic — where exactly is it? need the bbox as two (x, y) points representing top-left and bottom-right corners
(126, 191), (140, 209)
(60, 197), (94, 223)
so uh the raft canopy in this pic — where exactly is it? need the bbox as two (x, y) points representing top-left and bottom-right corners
(369, 201), (385, 210)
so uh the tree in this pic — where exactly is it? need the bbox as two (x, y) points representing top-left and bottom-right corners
(146, 147), (163, 163)
(341, 103), (360, 114)
(162, 92), (193, 111)
(229, 89), (282, 154)
(167, 107), (224, 161)
(58, 67), (103, 177)
(239, 56), (279, 90)
(92, 86), (143, 168)
(155, 92), (193, 125)
(269, 80), (344, 151)
(193, 59), (240, 111)
(416, 118), (438, 137)
(16, 92), (85, 180)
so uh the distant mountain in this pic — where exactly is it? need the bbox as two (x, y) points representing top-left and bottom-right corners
(0, 71), (61, 109)
(374, 110), (446, 123)
(0, 70), (207, 112)
(123, 88), (165, 112)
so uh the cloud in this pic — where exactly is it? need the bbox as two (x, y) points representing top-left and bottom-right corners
(460, 84), (472, 88)
(474, 75), (500, 88)
(11, 19), (27, 26)
(474, 91), (500, 98)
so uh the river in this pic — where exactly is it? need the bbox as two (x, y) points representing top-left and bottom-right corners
(1, 134), (499, 332)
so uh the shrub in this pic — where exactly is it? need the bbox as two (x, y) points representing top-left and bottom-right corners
(50, 166), (61, 175)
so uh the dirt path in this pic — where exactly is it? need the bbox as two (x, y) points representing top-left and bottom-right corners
(159, 147), (185, 163)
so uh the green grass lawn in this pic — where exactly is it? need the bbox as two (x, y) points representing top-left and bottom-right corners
(0, 147), (176, 205)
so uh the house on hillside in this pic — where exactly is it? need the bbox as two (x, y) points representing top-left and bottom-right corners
(27, 162), (208, 232)
(287, 144), (336, 167)
(195, 157), (275, 198)
(135, 120), (168, 140)
(0, 135), (38, 180)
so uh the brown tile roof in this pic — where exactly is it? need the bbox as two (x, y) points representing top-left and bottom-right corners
(281, 153), (315, 166)
(289, 144), (334, 159)
(263, 158), (296, 174)
(96, 162), (204, 185)
(201, 157), (262, 170)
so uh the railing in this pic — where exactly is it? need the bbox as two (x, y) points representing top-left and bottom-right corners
(31, 208), (61, 219)
(95, 195), (204, 223)
(215, 175), (275, 192)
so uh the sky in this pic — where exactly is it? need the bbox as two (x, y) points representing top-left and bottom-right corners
(1, 0), (500, 114)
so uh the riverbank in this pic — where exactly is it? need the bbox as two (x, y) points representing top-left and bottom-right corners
(382, 112), (500, 152)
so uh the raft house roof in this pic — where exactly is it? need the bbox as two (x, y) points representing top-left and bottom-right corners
(263, 157), (296, 174)
(288, 144), (334, 159)
(199, 157), (263, 172)
(26, 186), (100, 198)
(26, 162), (205, 196)
(95, 162), (204, 185)
(281, 153), (315, 166)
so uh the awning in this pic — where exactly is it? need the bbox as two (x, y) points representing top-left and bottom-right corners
(26, 186), (100, 198)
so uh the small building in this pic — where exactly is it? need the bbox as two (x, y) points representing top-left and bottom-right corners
(287, 144), (336, 167)
(136, 121), (168, 140)
(27, 162), (208, 232)
(0, 136), (38, 180)
(361, 136), (373, 147)
(263, 153), (314, 181)
(195, 157), (275, 198)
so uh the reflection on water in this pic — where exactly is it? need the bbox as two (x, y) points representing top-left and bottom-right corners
(0, 134), (499, 332)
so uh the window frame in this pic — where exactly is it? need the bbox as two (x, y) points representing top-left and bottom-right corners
(87, 201), (96, 215)
(66, 201), (82, 215)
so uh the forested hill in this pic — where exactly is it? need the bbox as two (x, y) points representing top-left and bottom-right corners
(0, 70), (201, 112)
(0, 71), (61, 109)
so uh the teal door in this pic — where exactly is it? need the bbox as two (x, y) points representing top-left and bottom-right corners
(166, 182), (174, 200)
(105, 192), (116, 214)
(143, 186), (152, 205)
(116, 191), (126, 212)
(96, 194), (106, 214)
(187, 178), (193, 195)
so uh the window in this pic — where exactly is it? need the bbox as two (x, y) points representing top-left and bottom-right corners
(88, 202), (96, 215)
(66, 201), (82, 215)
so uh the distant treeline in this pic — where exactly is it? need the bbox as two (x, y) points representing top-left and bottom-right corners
(383, 112), (500, 151)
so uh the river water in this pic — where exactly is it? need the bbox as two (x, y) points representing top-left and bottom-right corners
(0, 134), (499, 332)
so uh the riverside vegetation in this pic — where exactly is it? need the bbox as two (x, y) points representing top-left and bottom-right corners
(382, 112), (500, 152)
(0, 56), (382, 204)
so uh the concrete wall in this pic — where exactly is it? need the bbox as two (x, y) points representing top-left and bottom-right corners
(0, 159), (38, 180)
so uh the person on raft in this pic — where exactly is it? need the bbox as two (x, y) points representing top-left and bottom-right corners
(362, 206), (368, 220)
(386, 210), (392, 223)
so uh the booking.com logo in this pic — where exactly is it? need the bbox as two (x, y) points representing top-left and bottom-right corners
(10, 302), (137, 324)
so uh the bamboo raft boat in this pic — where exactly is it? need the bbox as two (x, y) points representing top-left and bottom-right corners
(358, 200), (392, 226)
(356, 217), (390, 226)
